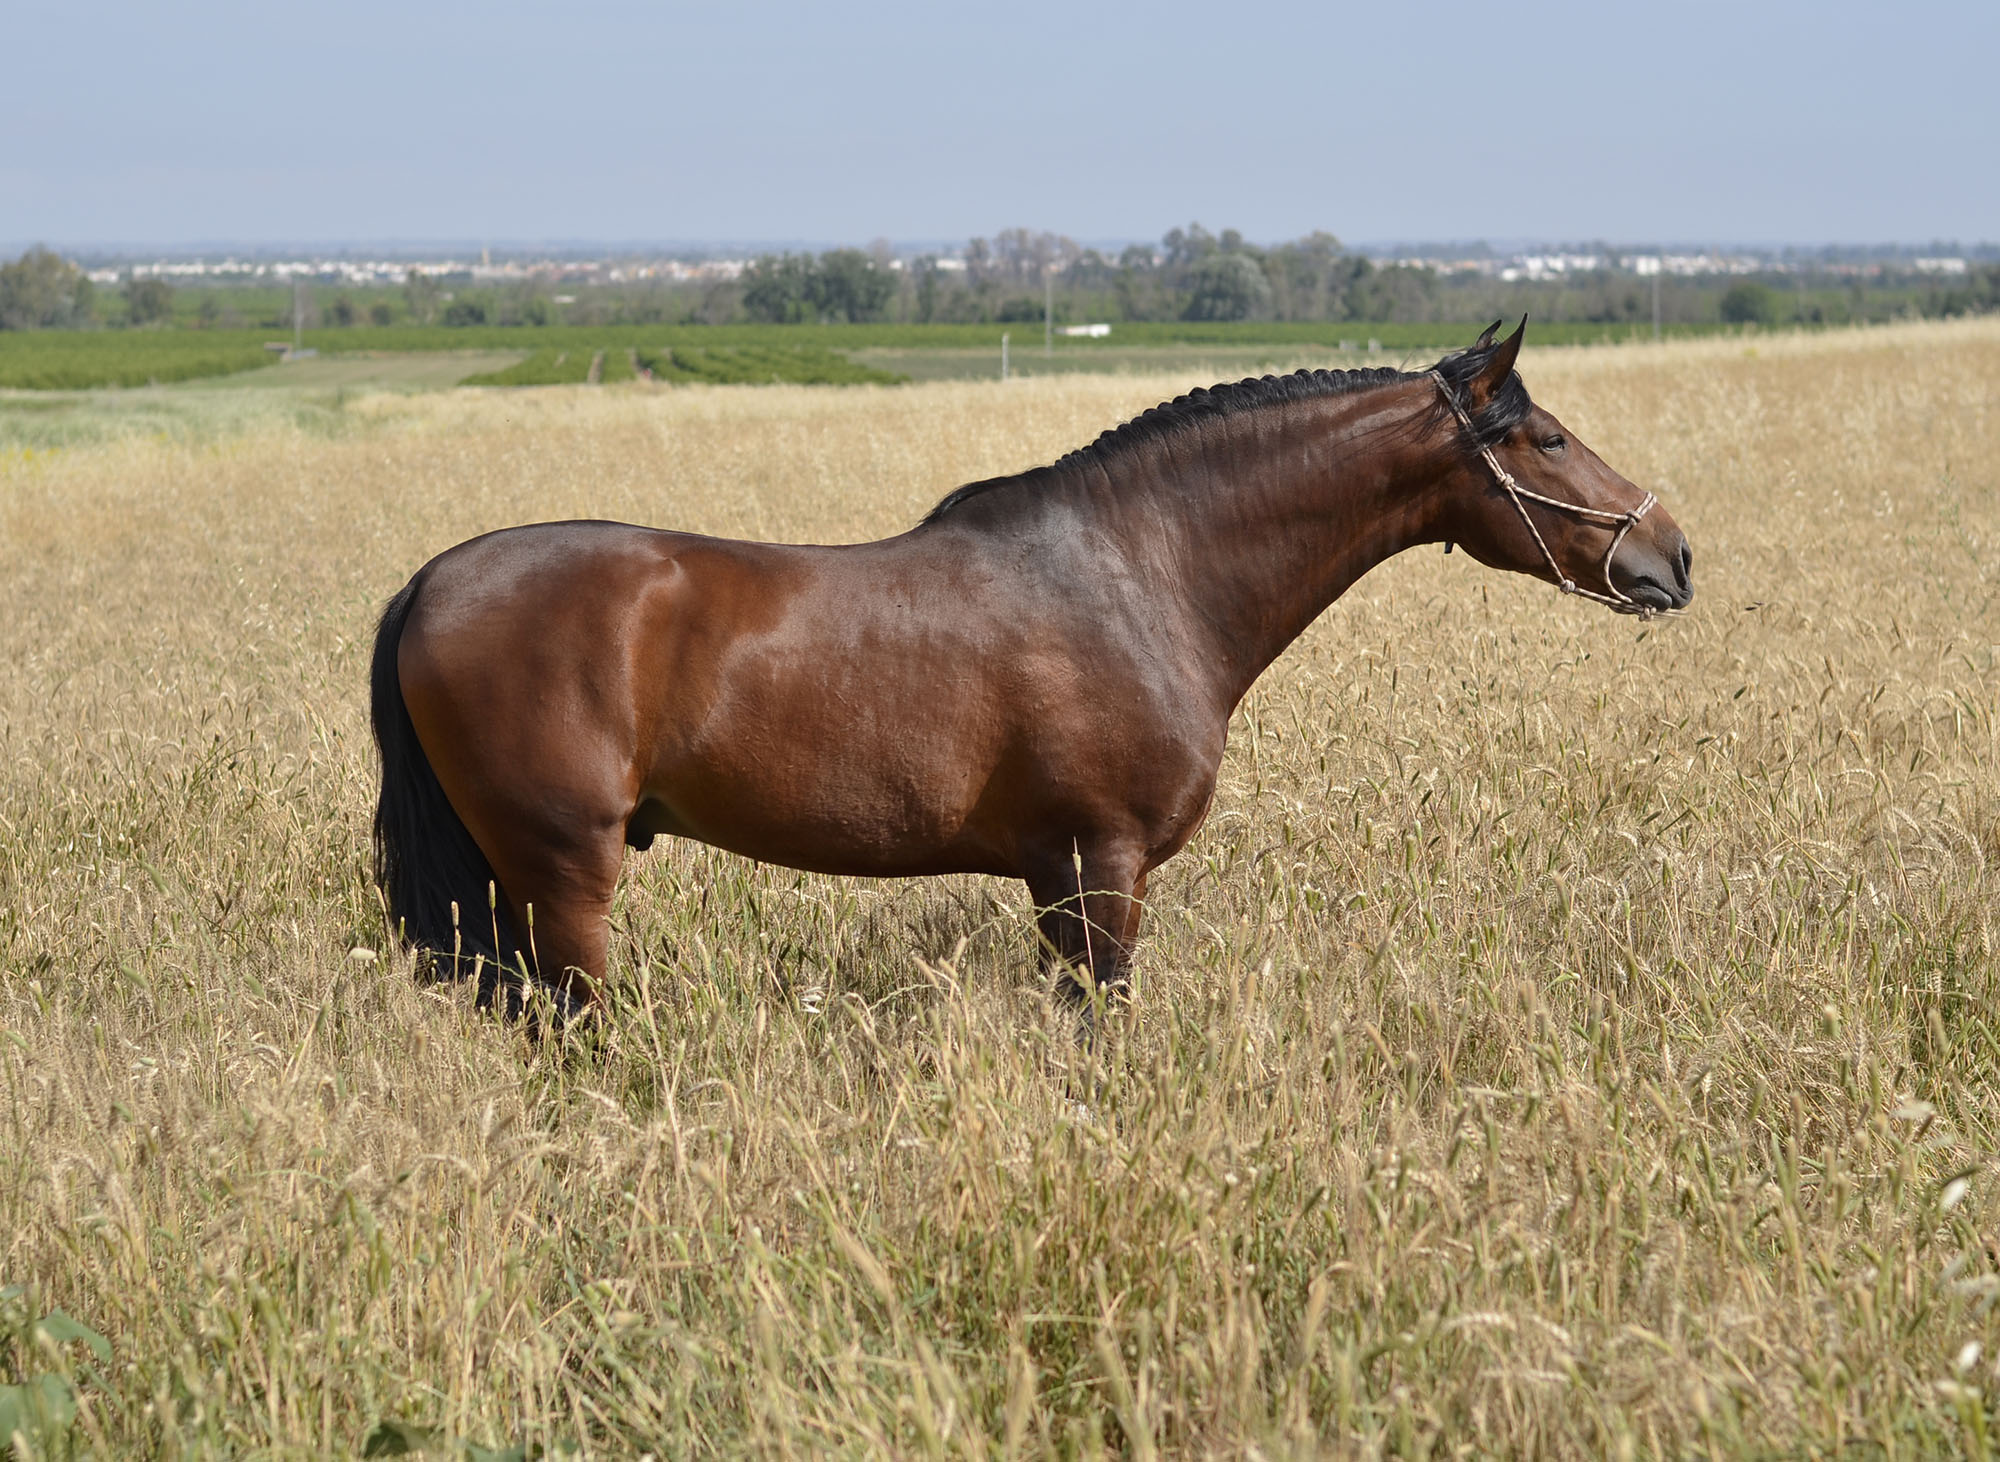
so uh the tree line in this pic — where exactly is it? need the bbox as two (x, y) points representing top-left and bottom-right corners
(0, 247), (181, 330)
(6, 236), (2000, 333)
(738, 227), (2000, 330)
(734, 228), (1402, 326)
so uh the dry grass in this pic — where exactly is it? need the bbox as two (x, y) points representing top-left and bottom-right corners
(4, 320), (2000, 1458)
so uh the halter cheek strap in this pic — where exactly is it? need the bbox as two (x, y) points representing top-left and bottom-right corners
(1429, 371), (1662, 619)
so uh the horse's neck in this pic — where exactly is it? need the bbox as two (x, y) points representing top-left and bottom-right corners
(1124, 383), (1446, 707)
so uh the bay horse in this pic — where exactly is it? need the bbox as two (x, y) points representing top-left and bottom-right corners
(370, 321), (1692, 1017)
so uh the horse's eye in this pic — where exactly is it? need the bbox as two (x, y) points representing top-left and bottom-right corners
(1540, 434), (1566, 454)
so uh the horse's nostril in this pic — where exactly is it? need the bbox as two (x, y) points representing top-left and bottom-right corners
(1677, 540), (1693, 588)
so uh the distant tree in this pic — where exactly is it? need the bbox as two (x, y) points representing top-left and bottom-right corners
(987, 228), (1039, 281)
(962, 237), (993, 282)
(1001, 229), (1080, 282)
(441, 294), (490, 327)
(125, 277), (175, 326)
(741, 253), (816, 323)
(517, 294), (552, 327)
(869, 238), (912, 322)
(811, 249), (895, 323)
(1161, 224), (1218, 274)
(913, 256), (943, 323)
(1346, 262), (1438, 322)
(1935, 264), (2000, 316)
(994, 296), (1050, 323)
(1182, 252), (1273, 321)
(0, 246), (94, 329)
(693, 280), (739, 326)
(1719, 281), (1779, 325)
(620, 285), (672, 326)
(369, 300), (394, 327)
(568, 291), (614, 327)
(403, 269), (442, 325)
(1584, 287), (1647, 325)
(196, 292), (222, 328)
(1106, 244), (1168, 321)
(324, 293), (358, 327)
(1262, 232), (1355, 321)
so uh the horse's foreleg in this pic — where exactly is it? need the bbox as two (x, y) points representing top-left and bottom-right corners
(1025, 843), (1146, 1007)
(1122, 871), (1149, 948)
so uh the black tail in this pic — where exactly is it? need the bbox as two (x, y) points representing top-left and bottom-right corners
(370, 573), (526, 1010)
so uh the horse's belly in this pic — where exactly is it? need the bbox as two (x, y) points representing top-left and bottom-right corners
(639, 732), (1017, 878)
(642, 792), (1017, 879)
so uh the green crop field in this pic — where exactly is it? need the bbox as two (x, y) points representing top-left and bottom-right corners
(457, 342), (905, 388)
(0, 331), (277, 390)
(459, 348), (598, 387)
(599, 346), (636, 384)
(0, 319), (1756, 392)
(638, 343), (907, 386)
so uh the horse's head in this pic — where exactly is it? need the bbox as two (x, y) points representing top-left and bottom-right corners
(1431, 321), (1692, 616)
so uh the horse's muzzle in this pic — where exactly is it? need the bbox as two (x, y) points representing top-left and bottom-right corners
(1611, 528), (1694, 611)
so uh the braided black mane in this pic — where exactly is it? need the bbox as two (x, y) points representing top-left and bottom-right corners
(921, 337), (1533, 526)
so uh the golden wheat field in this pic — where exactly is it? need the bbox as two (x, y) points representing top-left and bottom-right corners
(3, 320), (2000, 1458)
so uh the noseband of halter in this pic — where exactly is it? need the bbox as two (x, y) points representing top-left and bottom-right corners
(1429, 371), (1663, 619)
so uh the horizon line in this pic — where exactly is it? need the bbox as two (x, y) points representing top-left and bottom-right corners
(6, 236), (1997, 261)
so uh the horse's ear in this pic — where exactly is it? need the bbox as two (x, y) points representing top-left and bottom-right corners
(1473, 319), (1502, 349)
(1467, 316), (1527, 405)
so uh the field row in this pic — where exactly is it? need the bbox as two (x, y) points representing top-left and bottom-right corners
(459, 343), (906, 388)
(0, 332), (275, 390)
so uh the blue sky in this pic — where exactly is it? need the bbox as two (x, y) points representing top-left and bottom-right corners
(5, 0), (1994, 249)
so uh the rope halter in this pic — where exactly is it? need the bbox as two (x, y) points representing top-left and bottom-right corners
(1428, 370), (1663, 619)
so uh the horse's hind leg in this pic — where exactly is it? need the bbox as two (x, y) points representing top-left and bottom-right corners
(477, 814), (627, 1016)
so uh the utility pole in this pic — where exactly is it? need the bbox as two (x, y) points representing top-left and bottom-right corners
(293, 278), (303, 355)
(1044, 269), (1053, 355)
(1651, 269), (1661, 342)
(1000, 332), (1009, 381)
